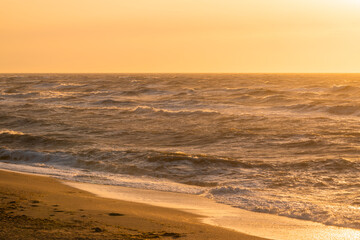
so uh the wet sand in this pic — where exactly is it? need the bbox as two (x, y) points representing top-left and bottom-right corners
(0, 170), (268, 240)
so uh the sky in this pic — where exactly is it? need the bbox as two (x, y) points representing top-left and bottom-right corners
(1, 0), (360, 73)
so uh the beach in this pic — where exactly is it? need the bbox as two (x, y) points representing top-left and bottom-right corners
(2, 74), (360, 239)
(0, 170), (267, 240)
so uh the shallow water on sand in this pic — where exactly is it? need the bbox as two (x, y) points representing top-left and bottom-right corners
(66, 181), (360, 240)
(1, 73), (360, 230)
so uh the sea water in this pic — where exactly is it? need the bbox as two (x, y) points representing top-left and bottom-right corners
(1, 73), (360, 231)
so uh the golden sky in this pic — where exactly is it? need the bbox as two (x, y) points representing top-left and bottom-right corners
(1, 0), (360, 73)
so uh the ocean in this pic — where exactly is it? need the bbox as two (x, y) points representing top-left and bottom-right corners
(1, 73), (360, 230)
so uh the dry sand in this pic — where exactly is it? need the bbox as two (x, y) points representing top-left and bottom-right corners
(0, 170), (269, 240)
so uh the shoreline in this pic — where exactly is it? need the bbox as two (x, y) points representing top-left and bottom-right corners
(0, 169), (267, 240)
(65, 180), (360, 240)
(1, 168), (360, 240)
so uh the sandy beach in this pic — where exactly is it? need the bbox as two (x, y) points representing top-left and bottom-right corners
(0, 170), (268, 240)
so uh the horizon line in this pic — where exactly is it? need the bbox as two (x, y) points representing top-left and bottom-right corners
(1, 72), (360, 74)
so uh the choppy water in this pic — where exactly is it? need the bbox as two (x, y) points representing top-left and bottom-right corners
(1, 73), (360, 229)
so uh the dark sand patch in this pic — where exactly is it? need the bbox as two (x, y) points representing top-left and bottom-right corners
(108, 212), (124, 216)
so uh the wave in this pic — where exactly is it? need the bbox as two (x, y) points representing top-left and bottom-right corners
(3, 147), (358, 176)
(282, 103), (323, 112)
(242, 88), (282, 96)
(92, 99), (136, 106)
(206, 186), (360, 229)
(222, 87), (283, 96)
(331, 85), (360, 94)
(3, 86), (27, 94)
(281, 103), (360, 117)
(0, 148), (204, 194)
(3, 92), (40, 98)
(0, 148), (74, 163)
(116, 87), (169, 96)
(55, 83), (87, 90)
(257, 94), (295, 104)
(279, 139), (330, 148)
(0, 129), (24, 135)
(0, 148), (267, 184)
(123, 106), (220, 116)
(282, 158), (360, 172)
(1, 147), (360, 229)
(327, 105), (360, 115)
(0, 130), (74, 148)
(0, 114), (59, 129)
(209, 186), (252, 195)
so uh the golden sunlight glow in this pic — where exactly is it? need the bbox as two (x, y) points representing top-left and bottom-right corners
(1, 0), (360, 73)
